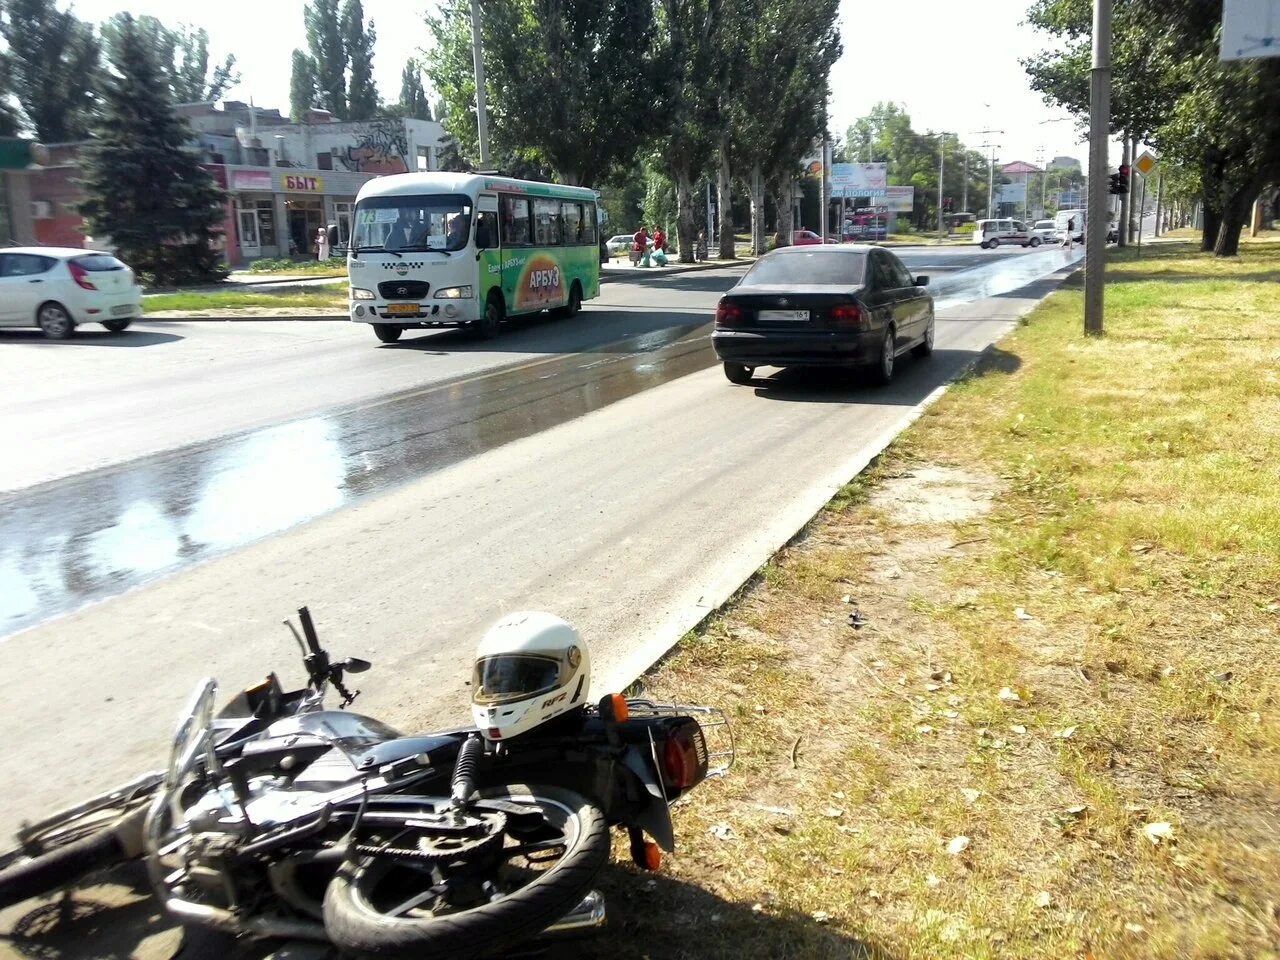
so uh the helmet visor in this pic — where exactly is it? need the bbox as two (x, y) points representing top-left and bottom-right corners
(473, 654), (564, 706)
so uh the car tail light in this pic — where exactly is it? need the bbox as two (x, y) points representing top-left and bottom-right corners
(829, 304), (863, 328)
(661, 720), (710, 790)
(715, 301), (744, 327)
(68, 261), (97, 291)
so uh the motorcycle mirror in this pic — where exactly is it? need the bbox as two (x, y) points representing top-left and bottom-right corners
(339, 657), (372, 674)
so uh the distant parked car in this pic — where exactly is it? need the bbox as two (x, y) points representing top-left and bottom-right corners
(792, 230), (824, 246)
(605, 234), (635, 256)
(1029, 219), (1059, 244)
(0, 248), (142, 339)
(712, 245), (934, 386)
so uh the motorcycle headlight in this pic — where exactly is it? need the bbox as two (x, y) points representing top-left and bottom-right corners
(351, 288), (375, 301)
(434, 286), (473, 299)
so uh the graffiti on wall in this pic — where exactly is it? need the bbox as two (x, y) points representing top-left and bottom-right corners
(339, 119), (410, 175)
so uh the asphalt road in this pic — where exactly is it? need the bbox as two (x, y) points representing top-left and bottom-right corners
(0, 242), (1082, 845)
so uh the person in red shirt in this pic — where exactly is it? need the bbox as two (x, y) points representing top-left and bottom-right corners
(653, 227), (666, 254)
(632, 226), (650, 267)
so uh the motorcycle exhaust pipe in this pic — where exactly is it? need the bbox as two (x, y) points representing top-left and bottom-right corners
(539, 889), (606, 937)
(164, 895), (329, 941)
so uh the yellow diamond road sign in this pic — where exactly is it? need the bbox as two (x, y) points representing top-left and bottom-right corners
(1135, 151), (1157, 177)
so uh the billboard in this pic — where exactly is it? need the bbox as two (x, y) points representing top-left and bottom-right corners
(1221, 0), (1280, 60)
(883, 185), (914, 212)
(831, 162), (887, 192)
(997, 182), (1027, 204)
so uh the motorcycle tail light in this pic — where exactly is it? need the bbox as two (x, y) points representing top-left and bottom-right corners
(661, 720), (709, 790)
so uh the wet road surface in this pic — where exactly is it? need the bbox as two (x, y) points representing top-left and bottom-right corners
(1, 245), (1077, 638)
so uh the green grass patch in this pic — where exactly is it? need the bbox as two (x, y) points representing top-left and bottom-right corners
(144, 287), (347, 313)
(244, 258), (347, 276)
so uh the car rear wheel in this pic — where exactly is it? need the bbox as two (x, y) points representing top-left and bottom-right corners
(1030, 237), (1042, 247)
(102, 319), (132, 333)
(37, 304), (74, 339)
(989, 238), (1000, 249)
(871, 326), (895, 386)
(723, 362), (754, 385)
(372, 324), (402, 343)
(913, 314), (935, 357)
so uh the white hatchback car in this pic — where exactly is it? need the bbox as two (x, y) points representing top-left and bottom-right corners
(0, 247), (143, 339)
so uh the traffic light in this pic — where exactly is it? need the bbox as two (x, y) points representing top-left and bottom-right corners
(1109, 165), (1130, 195)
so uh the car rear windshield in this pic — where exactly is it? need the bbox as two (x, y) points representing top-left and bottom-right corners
(72, 255), (126, 271)
(740, 251), (865, 286)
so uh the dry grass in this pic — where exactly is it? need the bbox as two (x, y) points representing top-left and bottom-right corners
(594, 238), (1280, 959)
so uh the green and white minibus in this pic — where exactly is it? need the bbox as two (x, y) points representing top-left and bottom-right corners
(345, 172), (602, 344)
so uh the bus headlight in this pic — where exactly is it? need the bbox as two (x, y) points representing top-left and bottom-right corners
(351, 288), (375, 300)
(434, 286), (473, 300)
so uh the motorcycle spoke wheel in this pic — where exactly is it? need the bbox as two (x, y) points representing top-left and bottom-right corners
(323, 784), (609, 959)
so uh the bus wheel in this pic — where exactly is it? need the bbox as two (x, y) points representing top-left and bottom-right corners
(475, 295), (503, 340)
(556, 282), (582, 319)
(372, 324), (402, 343)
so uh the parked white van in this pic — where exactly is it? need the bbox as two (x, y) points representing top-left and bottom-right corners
(974, 219), (1036, 249)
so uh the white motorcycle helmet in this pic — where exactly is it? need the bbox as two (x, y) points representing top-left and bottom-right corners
(470, 612), (591, 741)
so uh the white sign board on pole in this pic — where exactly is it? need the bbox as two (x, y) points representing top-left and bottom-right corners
(997, 182), (1026, 204)
(883, 186), (914, 212)
(1221, 0), (1280, 60)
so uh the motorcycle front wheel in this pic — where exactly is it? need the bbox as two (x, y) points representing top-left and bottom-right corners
(0, 772), (160, 909)
(323, 783), (608, 959)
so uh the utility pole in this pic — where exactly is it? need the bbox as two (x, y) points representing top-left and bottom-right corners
(1116, 134), (1129, 247)
(469, 0), (491, 168)
(1153, 168), (1164, 237)
(1084, 0), (1112, 336)
(972, 129), (1003, 219)
(962, 152), (969, 214)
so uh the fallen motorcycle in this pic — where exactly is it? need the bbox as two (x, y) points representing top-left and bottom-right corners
(2, 608), (733, 958)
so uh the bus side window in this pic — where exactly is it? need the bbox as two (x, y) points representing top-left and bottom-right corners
(476, 211), (497, 250)
(502, 195), (531, 246)
(583, 204), (598, 244)
(534, 198), (561, 245)
(562, 202), (582, 245)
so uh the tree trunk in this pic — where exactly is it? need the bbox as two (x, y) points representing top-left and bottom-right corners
(749, 162), (765, 256)
(1199, 184), (1220, 252)
(773, 180), (794, 247)
(717, 138), (735, 259)
(1215, 191), (1246, 257)
(674, 164), (695, 263)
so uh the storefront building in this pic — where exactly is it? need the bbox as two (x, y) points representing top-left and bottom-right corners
(4, 102), (448, 266)
(216, 166), (372, 263)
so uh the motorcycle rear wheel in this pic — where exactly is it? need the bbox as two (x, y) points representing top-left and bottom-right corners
(323, 783), (608, 958)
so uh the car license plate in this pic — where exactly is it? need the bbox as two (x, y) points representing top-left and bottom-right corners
(110, 305), (135, 317)
(385, 303), (418, 316)
(759, 309), (809, 323)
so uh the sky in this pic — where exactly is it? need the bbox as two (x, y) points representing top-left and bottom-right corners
(64, 0), (1088, 170)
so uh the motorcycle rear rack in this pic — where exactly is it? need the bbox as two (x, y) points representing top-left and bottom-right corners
(624, 699), (735, 780)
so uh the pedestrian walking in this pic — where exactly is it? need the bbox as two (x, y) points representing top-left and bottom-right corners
(653, 226), (666, 255)
(1064, 217), (1075, 252)
(316, 226), (330, 261)
(695, 229), (708, 262)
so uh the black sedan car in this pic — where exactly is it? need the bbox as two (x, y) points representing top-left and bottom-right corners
(712, 245), (934, 385)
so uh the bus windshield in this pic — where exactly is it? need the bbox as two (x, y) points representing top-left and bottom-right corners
(353, 194), (473, 253)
